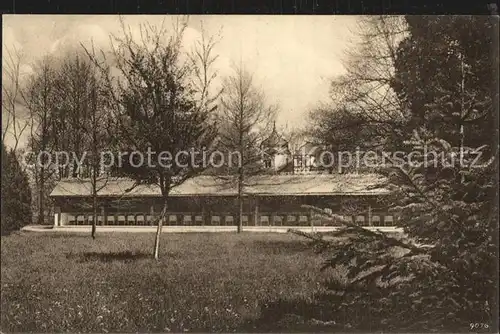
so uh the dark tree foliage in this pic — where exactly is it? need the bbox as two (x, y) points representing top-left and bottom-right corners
(296, 15), (498, 332)
(392, 16), (497, 154)
(1, 141), (33, 235)
(308, 105), (382, 152)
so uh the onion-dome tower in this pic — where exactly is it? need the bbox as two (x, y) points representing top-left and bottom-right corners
(260, 122), (291, 171)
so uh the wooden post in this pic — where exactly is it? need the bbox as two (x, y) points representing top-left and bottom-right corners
(254, 197), (260, 226)
(54, 206), (61, 227)
(368, 204), (372, 226)
(100, 206), (105, 226)
(309, 209), (313, 230)
(150, 204), (155, 226)
(201, 202), (206, 226)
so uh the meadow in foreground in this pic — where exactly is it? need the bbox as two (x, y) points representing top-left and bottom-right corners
(1, 231), (340, 332)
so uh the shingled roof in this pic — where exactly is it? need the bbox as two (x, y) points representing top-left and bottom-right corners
(49, 174), (390, 198)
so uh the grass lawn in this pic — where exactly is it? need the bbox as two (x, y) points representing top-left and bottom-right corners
(1, 231), (340, 332)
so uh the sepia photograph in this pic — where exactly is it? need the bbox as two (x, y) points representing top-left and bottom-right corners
(1, 14), (499, 332)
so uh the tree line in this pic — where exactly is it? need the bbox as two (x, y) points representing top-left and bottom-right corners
(1, 17), (277, 253)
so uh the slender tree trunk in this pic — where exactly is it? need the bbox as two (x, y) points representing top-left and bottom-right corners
(459, 52), (466, 183)
(153, 198), (168, 260)
(237, 173), (243, 233)
(91, 193), (97, 239)
(37, 168), (45, 224)
(91, 152), (98, 239)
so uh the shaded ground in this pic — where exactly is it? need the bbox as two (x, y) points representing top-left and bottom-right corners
(1, 231), (341, 332)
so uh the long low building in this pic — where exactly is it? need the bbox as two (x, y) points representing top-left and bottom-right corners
(49, 173), (396, 228)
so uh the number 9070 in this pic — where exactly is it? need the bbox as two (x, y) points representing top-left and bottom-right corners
(469, 323), (489, 330)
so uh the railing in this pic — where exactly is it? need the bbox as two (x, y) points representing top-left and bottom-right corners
(65, 211), (398, 227)
(68, 213), (155, 226)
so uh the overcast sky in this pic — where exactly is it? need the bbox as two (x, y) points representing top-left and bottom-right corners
(2, 15), (361, 147)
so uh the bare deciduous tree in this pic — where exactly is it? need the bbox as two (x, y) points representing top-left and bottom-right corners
(2, 46), (29, 152)
(50, 50), (113, 238)
(310, 16), (409, 151)
(24, 56), (59, 224)
(218, 65), (277, 232)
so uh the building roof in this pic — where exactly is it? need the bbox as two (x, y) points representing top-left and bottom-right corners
(295, 141), (323, 156)
(49, 174), (390, 198)
(261, 123), (289, 150)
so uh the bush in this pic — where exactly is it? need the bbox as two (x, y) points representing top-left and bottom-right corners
(1, 141), (33, 235)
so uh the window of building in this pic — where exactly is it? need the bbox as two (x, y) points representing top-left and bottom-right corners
(264, 158), (272, 169)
